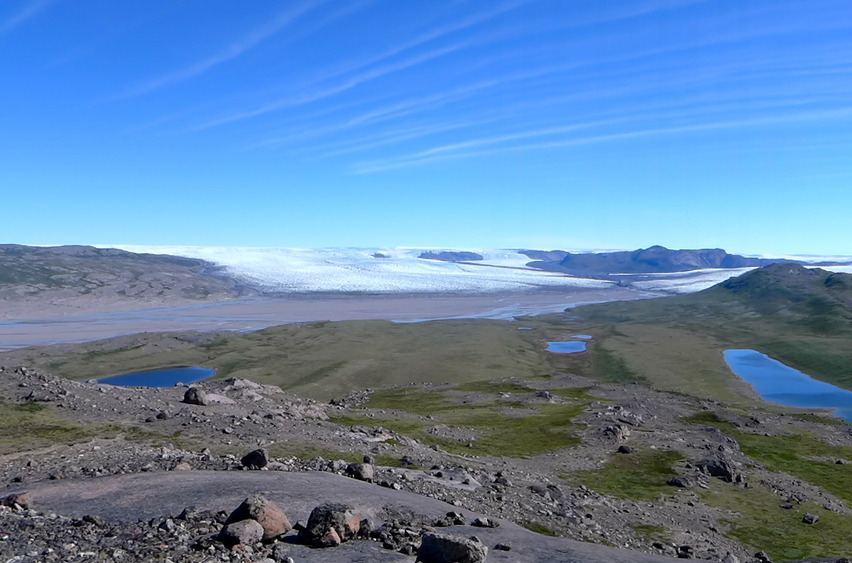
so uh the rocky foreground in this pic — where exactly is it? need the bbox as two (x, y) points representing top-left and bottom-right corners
(0, 366), (850, 562)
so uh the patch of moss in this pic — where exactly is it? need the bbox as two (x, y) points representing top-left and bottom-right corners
(332, 386), (586, 458)
(454, 380), (532, 394)
(520, 520), (557, 536)
(550, 387), (596, 400)
(684, 412), (852, 506)
(0, 400), (96, 454)
(13, 401), (48, 413)
(567, 448), (683, 501)
(362, 389), (458, 416)
(629, 523), (671, 544)
(700, 479), (852, 560)
(789, 412), (848, 426)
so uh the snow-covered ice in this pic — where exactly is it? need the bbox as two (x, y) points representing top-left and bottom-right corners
(620, 268), (757, 294)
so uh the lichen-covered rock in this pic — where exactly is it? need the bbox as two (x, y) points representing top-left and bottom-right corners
(224, 494), (291, 541)
(301, 502), (366, 547)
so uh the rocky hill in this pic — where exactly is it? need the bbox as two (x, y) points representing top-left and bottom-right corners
(524, 245), (799, 276)
(0, 244), (249, 318)
(2, 365), (849, 562)
(578, 263), (852, 333)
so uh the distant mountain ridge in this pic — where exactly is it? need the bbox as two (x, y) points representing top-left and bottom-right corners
(0, 244), (247, 318)
(523, 245), (803, 275)
(579, 262), (852, 321)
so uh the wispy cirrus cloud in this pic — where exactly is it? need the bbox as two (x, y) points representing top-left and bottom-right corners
(189, 0), (534, 130)
(354, 107), (852, 173)
(192, 39), (474, 132)
(114, 1), (325, 99)
(303, 119), (499, 159)
(0, 0), (55, 34)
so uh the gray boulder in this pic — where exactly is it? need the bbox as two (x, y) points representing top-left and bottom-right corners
(667, 476), (691, 488)
(417, 532), (488, 563)
(802, 513), (820, 524)
(219, 519), (264, 546)
(603, 424), (631, 441)
(345, 462), (374, 482)
(697, 454), (737, 482)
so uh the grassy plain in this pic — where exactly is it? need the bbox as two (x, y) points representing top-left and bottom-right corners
(39, 319), (555, 401)
(566, 448), (683, 501)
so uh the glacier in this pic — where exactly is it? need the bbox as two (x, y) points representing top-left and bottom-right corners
(108, 245), (767, 295)
(112, 246), (614, 293)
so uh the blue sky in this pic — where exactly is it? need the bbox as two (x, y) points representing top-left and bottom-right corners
(2, 0), (851, 256)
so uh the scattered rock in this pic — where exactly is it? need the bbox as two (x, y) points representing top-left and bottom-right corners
(183, 387), (209, 406)
(301, 502), (366, 547)
(219, 518), (264, 546)
(802, 513), (820, 524)
(205, 393), (236, 405)
(603, 424), (631, 441)
(617, 445), (635, 454)
(417, 532), (488, 563)
(224, 494), (292, 541)
(1, 493), (31, 509)
(241, 448), (269, 470)
(667, 477), (691, 488)
(345, 462), (374, 482)
(697, 454), (737, 482)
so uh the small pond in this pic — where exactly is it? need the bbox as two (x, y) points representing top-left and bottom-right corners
(572, 334), (593, 340)
(547, 341), (587, 353)
(97, 366), (216, 388)
(724, 349), (852, 422)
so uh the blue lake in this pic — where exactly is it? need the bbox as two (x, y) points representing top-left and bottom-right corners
(572, 334), (593, 340)
(724, 349), (852, 422)
(97, 366), (215, 388)
(547, 341), (587, 353)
